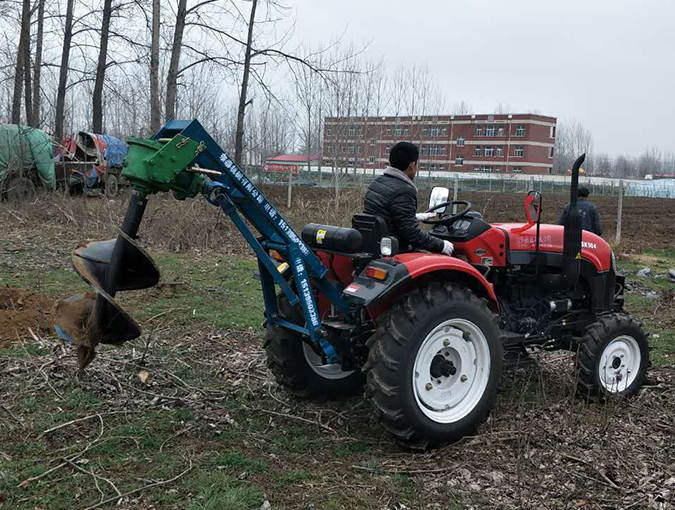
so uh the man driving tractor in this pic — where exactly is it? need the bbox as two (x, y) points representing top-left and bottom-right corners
(364, 141), (454, 256)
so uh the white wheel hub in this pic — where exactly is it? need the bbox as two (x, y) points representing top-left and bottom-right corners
(413, 319), (491, 424)
(598, 335), (641, 392)
(302, 342), (354, 380)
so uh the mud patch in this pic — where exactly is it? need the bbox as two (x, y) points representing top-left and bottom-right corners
(0, 287), (55, 346)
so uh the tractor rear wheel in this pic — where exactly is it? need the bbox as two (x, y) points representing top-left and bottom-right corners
(105, 174), (119, 198)
(6, 177), (37, 201)
(575, 313), (649, 399)
(265, 292), (365, 400)
(364, 283), (502, 447)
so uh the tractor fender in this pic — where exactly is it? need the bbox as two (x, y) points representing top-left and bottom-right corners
(342, 253), (499, 319)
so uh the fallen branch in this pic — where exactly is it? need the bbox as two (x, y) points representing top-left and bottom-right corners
(42, 411), (137, 435)
(1, 404), (23, 426)
(245, 405), (339, 436)
(562, 454), (624, 492)
(61, 457), (122, 500)
(351, 464), (459, 475)
(80, 460), (193, 510)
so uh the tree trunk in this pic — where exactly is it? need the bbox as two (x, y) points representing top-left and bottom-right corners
(55, 0), (75, 142)
(165, 0), (187, 122)
(32, 0), (45, 127)
(21, 0), (34, 126)
(92, 0), (113, 133)
(234, 0), (258, 167)
(11, 0), (31, 125)
(150, 0), (161, 133)
(11, 37), (25, 125)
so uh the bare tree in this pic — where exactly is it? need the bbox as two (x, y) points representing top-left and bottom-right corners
(165, 0), (188, 122)
(11, 0), (31, 124)
(234, 0), (257, 166)
(92, 0), (114, 133)
(451, 100), (472, 115)
(55, 0), (76, 142)
(32, 0), (45, 127)
(150, 0), (160, 132)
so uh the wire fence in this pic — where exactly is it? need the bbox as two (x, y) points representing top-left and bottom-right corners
(253, 166), (675, 199)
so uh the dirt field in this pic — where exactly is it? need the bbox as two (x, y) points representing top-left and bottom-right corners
(0, 189), (674, 510)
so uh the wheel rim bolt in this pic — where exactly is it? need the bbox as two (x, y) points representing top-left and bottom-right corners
(443, 339), (450, 347)
(425, 383), (433, 391)
(461, 375), (468, 382)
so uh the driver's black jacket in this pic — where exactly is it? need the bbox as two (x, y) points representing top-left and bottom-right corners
(364, 167), (445, 253)
(558, 198), (603, 236)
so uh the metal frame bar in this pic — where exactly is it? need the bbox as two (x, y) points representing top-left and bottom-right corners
(153, 120), (349, 358)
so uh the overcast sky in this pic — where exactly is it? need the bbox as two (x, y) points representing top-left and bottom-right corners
(287, 0), (675, 157)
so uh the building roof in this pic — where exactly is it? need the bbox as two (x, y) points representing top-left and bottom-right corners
(267, 154), (319, 164)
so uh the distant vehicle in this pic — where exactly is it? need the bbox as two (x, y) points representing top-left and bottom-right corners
(0, 124), (56, 200)
(651, 173), (675, 180)
(55, 132), (128, 197)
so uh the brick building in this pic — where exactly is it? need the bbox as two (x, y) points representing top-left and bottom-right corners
(322, 113), (557, 175)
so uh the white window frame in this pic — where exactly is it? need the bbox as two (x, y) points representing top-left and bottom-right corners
(475, 146), (482, 157)
(430, 126), (440, 137)
(548, 147), (554, 158)
(513, 167), (522, 174)
(496, 146), (503, 157)
(456, 136), (465, 147)
(515, 125), (525, 137)
(455, 156), (463, 166)
(485, 125), (496, 137)
(514, 146), (524, 157)
(484, 146), (495, 157)
(394, 127), (403, 136)
(475, 126), (483, 136)
(498, 126), (504, 136)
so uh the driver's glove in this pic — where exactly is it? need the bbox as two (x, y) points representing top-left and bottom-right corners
(415, 212), (438, 221)
(442, 240), (454, 256)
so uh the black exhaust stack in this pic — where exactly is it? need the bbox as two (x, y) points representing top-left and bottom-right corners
(542, 153), (585, 289)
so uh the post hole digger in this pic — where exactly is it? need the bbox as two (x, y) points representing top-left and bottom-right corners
(55, 119), (649, 447)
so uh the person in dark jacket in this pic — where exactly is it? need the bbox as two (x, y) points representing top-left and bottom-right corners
(364, 142), (453, 255)
(558, 187), (602, 236)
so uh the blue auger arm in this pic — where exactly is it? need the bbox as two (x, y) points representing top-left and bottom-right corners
(122, 119), (348, 362)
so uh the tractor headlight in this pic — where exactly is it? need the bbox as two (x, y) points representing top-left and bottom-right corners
(380, 237), (399, 257)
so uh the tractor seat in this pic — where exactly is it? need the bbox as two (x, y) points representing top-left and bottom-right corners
(352, 213), (389, 255)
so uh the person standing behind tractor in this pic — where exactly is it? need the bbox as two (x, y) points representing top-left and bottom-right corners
(364, 141), (454, 255)
(559, 186), (603, 236)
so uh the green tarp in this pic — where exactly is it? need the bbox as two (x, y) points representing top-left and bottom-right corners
(0, 124), (55, 190)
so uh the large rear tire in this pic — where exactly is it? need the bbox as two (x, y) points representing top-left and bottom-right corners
(6, 177), (37, 201)
(105, 174), (119, 198)
(575, 313), (649, 399)
(364, 283), (502, 447)
(265, 292), (365, 400)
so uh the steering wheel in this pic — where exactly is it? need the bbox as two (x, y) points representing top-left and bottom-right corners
(422, 200), (472, 225)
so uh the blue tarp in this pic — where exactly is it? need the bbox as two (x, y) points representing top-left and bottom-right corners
(98, 134), (128, 167)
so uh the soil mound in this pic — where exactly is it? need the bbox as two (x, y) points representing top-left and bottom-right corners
(0, 288), (55, 346)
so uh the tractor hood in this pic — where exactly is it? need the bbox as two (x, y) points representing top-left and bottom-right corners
(493, 223), (611, 272)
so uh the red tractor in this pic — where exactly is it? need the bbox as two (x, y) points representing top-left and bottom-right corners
(269, 154), (648, 446)
(56, 122), (649, 448)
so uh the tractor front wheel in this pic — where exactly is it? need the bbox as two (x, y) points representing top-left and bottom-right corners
(575, 313), (649, 399)
(265, 293), (365, 400)
(364, 283), (502, 447)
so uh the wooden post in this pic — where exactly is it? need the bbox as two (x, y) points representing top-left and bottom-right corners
(287, 171), (293, 208)
(615, 179), (623, 244)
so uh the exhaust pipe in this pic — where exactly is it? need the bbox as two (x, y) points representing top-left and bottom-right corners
(542, 153), (585, 290)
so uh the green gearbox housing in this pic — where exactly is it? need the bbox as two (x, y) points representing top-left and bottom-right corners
(122, 135), (205, 199)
